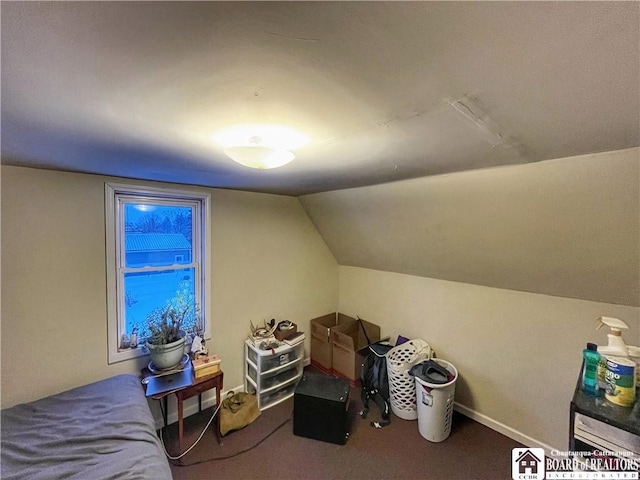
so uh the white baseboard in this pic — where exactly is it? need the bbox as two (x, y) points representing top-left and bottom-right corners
(454, 402), (558, 455)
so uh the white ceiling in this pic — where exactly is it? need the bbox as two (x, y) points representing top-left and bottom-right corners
(2, 1), (639, 196)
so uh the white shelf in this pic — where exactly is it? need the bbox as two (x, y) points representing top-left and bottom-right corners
(244, 339), (304, 411)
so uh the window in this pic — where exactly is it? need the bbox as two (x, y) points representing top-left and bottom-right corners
(105, 183), (211, 364)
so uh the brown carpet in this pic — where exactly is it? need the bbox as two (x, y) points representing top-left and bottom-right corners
(165, 369), (524, 480)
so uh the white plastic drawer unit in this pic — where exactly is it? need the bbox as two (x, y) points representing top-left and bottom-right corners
(244, 339), (304, 410)
(247, 362), (301, 390)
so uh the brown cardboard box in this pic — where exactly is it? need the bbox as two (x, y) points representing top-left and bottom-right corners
(332, 318), (381, 383)
(310, 313), (355, 372)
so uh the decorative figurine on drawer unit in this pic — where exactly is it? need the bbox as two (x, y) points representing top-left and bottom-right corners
(248, 319), (278, 348)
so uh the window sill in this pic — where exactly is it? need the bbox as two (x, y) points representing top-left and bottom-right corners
(108, 335), (211, 365)
(109, 345), (149, 364)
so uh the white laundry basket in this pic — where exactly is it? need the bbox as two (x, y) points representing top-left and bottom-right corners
(386, 339), (431, 420)
(414, 359), (457, 442)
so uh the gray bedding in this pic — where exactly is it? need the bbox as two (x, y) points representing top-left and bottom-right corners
(1, 374), (172, 480)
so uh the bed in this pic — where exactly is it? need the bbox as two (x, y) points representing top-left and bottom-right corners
(1, 374), (172, 480)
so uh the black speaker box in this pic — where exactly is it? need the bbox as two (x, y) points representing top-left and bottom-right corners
(293, 372), (350, 445)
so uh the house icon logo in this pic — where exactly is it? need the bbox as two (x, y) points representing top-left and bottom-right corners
(512, 448), (545, 480)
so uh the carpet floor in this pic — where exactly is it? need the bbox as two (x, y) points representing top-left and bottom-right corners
(164, 369), (524, 480)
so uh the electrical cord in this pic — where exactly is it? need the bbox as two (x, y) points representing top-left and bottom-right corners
(158, 398), (292, 466)
(173, 414), (292, 467)
(159, 399), (223, 460)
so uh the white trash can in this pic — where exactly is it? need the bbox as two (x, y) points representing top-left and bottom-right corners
(386, 339), (431, 420)
(414, 359), (457, 442)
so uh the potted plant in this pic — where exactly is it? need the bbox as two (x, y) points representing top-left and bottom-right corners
(145, 282), (199, 370)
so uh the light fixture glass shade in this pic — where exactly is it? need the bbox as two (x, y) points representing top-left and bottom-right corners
(215, 124), (308, 169)
(223, 145), (295, 169)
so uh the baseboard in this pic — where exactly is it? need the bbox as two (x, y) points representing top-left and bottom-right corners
(454, 402), (558, 455)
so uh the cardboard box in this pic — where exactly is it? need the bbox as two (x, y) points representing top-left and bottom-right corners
(332, 318), (380, 384)
(310, 313), (355, 372)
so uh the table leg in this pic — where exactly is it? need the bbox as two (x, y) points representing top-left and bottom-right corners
(215, 375), (222, 444)
(178, 395), (184, 450)
(162, 397), (168, 429)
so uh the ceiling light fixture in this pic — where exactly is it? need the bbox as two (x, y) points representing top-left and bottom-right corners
(223, 136), (295, 170)
(215, 124), (309, 170)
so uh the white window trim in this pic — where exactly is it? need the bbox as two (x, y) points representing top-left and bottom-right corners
(105, 182), (211, 364)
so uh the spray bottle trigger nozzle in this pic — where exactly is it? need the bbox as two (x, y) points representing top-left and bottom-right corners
(595, 316), (629, 332)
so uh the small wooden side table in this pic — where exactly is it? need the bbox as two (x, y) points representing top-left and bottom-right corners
(142, 367), (224, 450)
(174, 371), (223, 449)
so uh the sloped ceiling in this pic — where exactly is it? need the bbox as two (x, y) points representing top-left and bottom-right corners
(300, 148), (640, 307)
(2, 1), (639, 195)
(2, 2), (638, 306)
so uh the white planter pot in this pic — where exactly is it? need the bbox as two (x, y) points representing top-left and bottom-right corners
(147, 334), (187, 370)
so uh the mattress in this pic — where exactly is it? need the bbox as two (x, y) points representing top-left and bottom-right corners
(1, 374), (172, 480)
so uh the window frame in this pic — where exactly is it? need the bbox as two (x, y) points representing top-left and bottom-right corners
(105, 182), (211, 364)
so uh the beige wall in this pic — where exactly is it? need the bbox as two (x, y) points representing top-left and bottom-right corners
(338, 265), (640, 450)
(298, 148), (640, 451)
(0, 166), (338, 408)
(300, 148), (640, 307)
(3, 150), (639, 451)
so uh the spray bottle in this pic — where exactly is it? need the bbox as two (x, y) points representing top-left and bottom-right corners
(597, 317), (630, 356)
(595, 316), (630, 389)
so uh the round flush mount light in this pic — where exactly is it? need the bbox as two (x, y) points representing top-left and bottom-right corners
(214, 125), (309, 170)
(224, 139), (295, 169)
